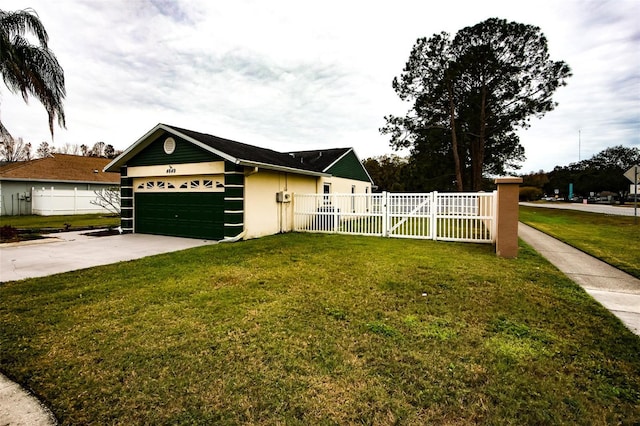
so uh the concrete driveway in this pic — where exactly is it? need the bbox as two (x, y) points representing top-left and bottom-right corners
(0, 230), (217, 283)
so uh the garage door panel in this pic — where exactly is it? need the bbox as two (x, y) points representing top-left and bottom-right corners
(135, 193), (225, 240)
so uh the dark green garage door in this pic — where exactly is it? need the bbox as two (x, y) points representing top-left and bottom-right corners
(135, 192), (225, 240)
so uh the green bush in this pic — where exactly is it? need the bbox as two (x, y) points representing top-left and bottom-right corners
(0, 225), (18, 242)
(519, 186), (543, 201)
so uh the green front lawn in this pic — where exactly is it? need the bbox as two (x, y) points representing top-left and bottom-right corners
(1, 233), (639, 424)
(519, 206), (640, 278)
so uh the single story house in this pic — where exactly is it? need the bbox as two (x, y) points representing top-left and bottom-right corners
(0, 154), (120, 216)
(104, 123), (373, 240)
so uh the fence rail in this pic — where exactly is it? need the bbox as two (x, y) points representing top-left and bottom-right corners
(293, 191), (496, 243)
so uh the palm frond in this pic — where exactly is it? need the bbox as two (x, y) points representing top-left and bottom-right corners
(0, 8), (49, 47)
(0, 8), (65, 138)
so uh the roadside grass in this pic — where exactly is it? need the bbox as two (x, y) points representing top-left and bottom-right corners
(519, 206), (640, 278)
(0, 213), (119, 230)
(1, 233), (639, 424)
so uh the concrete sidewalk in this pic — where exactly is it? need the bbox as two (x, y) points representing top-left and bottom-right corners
(519, 222), (640, 335)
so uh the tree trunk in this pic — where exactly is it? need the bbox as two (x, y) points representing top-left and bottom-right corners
(472, 84), (488, 191)
(447, 80), (464, 192)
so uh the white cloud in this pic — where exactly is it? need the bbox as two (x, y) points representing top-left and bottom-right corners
(2, 0), (638, 172)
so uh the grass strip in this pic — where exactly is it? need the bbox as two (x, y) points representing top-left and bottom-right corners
(0, 214), (119, 230)
(519, 205), (640, 278)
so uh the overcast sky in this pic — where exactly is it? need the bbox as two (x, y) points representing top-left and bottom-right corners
(2, 0), (638, 173)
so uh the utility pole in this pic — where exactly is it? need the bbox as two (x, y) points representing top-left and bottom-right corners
(578, 129), (581, 162)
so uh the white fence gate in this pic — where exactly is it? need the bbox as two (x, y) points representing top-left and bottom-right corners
(293, 191), (496, 243)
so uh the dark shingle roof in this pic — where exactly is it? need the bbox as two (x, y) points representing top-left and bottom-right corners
(287, 148), (351, 173)
(166, 125), (350, 174)
(167, 125), (307, 170)
(0, 154), (120, 183)
(106, 124), (364, 180)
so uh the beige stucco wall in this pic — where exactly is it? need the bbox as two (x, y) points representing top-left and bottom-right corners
(244, 170), (317, 239)
(318, 176), (372, 195)
(127, 161), (225, 178)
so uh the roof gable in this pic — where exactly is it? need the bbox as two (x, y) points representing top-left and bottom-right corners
(128, 131), (222, 167)
(287, 148), (351, 173)
(106, 124), (371, 183)
(325, 150), (373, 183)
(0, 154), (119, 184)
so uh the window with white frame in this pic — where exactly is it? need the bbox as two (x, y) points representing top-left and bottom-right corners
(323, 183), (331, 204)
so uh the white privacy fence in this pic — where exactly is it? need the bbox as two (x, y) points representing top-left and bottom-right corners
(32, 187), (116, 216)
(293, 191), (496, 243)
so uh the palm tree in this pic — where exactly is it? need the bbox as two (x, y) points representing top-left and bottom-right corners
(0, 8), (66, 138)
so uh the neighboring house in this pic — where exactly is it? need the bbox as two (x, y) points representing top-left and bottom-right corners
(0, 154), (120, 216)
(105, 123), (373, 240)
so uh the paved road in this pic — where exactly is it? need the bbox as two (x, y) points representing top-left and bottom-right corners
(520, 201), (638, 217)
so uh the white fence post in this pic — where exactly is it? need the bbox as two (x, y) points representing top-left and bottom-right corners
(492, 190), (498, 241)
(332, 193), (338, 232)
(430, 191), (437, 240)
(381, 191), (388, 237)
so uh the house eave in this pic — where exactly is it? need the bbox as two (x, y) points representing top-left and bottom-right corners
(237, 160), (330, 177)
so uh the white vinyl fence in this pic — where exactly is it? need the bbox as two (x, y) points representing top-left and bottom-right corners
(293, 191), (496, 243)
(32, 187), (117, 216)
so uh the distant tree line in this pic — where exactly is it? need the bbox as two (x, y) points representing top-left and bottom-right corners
(523, 145), (640, 202)
(363, 153), (494, 193)
(363, 145), (639, 202)
(0, 135), (121, 163)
